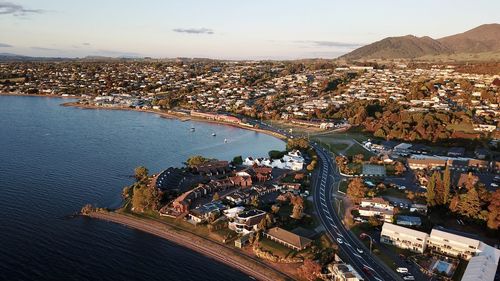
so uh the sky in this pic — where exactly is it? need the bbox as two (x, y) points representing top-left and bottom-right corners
(0, 0), (499, 59)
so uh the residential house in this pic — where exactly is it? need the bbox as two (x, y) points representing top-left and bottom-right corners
(264, 227), (312, 251)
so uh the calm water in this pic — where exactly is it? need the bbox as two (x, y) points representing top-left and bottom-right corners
(0, 96), (285, 281)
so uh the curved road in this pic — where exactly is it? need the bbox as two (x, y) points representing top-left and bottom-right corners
(312, 143), (401, 281)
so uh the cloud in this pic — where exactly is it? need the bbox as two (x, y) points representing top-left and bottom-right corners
(94, 49), (142, 58)
(0, 2), (44, 16)
(172, 28), (214, 35)
(295, 40), (364, 49)
(30, 46), (59, 51)
(0, 42), (12, 47)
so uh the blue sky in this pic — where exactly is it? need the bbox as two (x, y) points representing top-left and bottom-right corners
(0, 0), (498, 59)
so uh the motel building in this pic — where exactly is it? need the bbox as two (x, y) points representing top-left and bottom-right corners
(380, 223), (429, 253)
(426, 229), (480, 260)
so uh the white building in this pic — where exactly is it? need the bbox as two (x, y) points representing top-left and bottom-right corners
(358, 198), (394, 223)
(427, 229), (480, 260)
(380, 223), (429, 253)
(461, 242), (500, 281)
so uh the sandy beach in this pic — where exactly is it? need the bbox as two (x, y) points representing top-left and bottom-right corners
(83, 211), (293, 281)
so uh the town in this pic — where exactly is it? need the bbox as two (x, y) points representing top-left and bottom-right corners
(2, 59), (500, 281)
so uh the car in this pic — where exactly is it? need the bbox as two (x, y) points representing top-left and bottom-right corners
(403, 275), (415, 280)
(491, 183), (498, 188)
(356, 248), (364, 254)
(336, 238), (343, 244)
(398, 185), (406, 190)
(396, 267), (408, 273)
(362, 267), (372, 276)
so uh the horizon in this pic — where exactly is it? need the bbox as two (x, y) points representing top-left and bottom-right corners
(0, 0), (499, 59)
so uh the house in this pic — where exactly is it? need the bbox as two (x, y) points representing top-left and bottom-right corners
(230, 171), (253, 188)
(393, 143), (413, 155)
(228, 209), (266, 235)
(327, 262), (364, 281)
(396, 215), (422, 226)
(380, 223), (429, 253)
(409, 203), (428, 215)
(187, 201), (227, 224)
(193, 160), (230, 176)
(358, 198), (394, 223)
(264, 227), (312, 251)
(427, 228), (481, 260)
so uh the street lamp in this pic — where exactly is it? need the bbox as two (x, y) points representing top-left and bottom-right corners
(360, 233), (374, 253)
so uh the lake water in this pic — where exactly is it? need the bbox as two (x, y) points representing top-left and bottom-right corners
(0, 96), (285, 281)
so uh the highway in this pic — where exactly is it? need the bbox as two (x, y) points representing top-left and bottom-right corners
(254, 120), (401, 281)
(311, 143), (401, 281)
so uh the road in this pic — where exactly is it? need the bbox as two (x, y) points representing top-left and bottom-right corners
(311, 143), (401, 281)
(255, 120), (402, 280)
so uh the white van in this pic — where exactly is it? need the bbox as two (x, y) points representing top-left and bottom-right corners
(396, 267), (408, 274)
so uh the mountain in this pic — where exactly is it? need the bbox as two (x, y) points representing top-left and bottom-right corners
(341, 35), (450, 60)
(341, 23), (500, 61)
(438, 23), (500, 53)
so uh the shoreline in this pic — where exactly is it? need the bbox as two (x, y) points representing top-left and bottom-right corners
(0, 92), (287, 140)
(62, 101), (287, 140)
(83, 210), (293, 281)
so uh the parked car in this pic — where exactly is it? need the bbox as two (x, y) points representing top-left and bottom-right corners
(403, 275), (415, 280)
(336, 238), (343, 244)
(396, 267), (408, 273)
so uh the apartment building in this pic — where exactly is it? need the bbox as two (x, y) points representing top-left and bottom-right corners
(427, 229), (481, 260)
(380, 223), (429, 253)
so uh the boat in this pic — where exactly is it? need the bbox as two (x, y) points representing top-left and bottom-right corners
(224, 138), (228, 143)
(212, 133), (216, 136)
(190, 127), (195, 132)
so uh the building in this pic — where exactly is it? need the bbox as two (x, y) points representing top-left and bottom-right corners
(461, 242), (500, 281)
(358, 198), (394, 223)
(427, 228), (480, 260)
(380, 223), (429, 253)
(228, 209), (266, 235)
(327, 262), (364, 281)
(264, 227), (312, 251)
(396, 215), (422, 226)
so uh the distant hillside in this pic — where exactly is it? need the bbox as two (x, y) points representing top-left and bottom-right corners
(438, 23), (500, 53)
(341, 23), (500, 61)
(341, 35), (449, 60)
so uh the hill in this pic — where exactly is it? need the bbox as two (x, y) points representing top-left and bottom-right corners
(341, 23), (500, 61)
(438, 23), (500, 53)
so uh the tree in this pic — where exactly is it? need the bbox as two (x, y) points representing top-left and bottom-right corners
(394, 161), (406, 175)
(268, 150), (286, 159)
(347, 178), (367, 202)
(442, 165), (451, 204)
(271, 204), (280, 214)
(134, 166), (149, 181)
(131, 185), (159, 213)
(287, 138), (309, 151)
(186, 155), (209, 166)
(212, 192), (220, 201)
(291, 195), (304, 219)
(487, 190), (500, 230)
(232, 155), (243, 165)
(457, 187), (482, 219)
(426, 174), (436, 207)
(433, 171), (444, 205)
(297, 259), (321, 281)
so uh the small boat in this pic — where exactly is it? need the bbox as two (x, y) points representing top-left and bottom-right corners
(224, 138), (228, 143)
(212, 132), (216, 136)
(190, 127), (195, 132)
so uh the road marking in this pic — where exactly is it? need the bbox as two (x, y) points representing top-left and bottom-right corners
(363, 265), (374, 271)
(321, 202), (327, 208)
